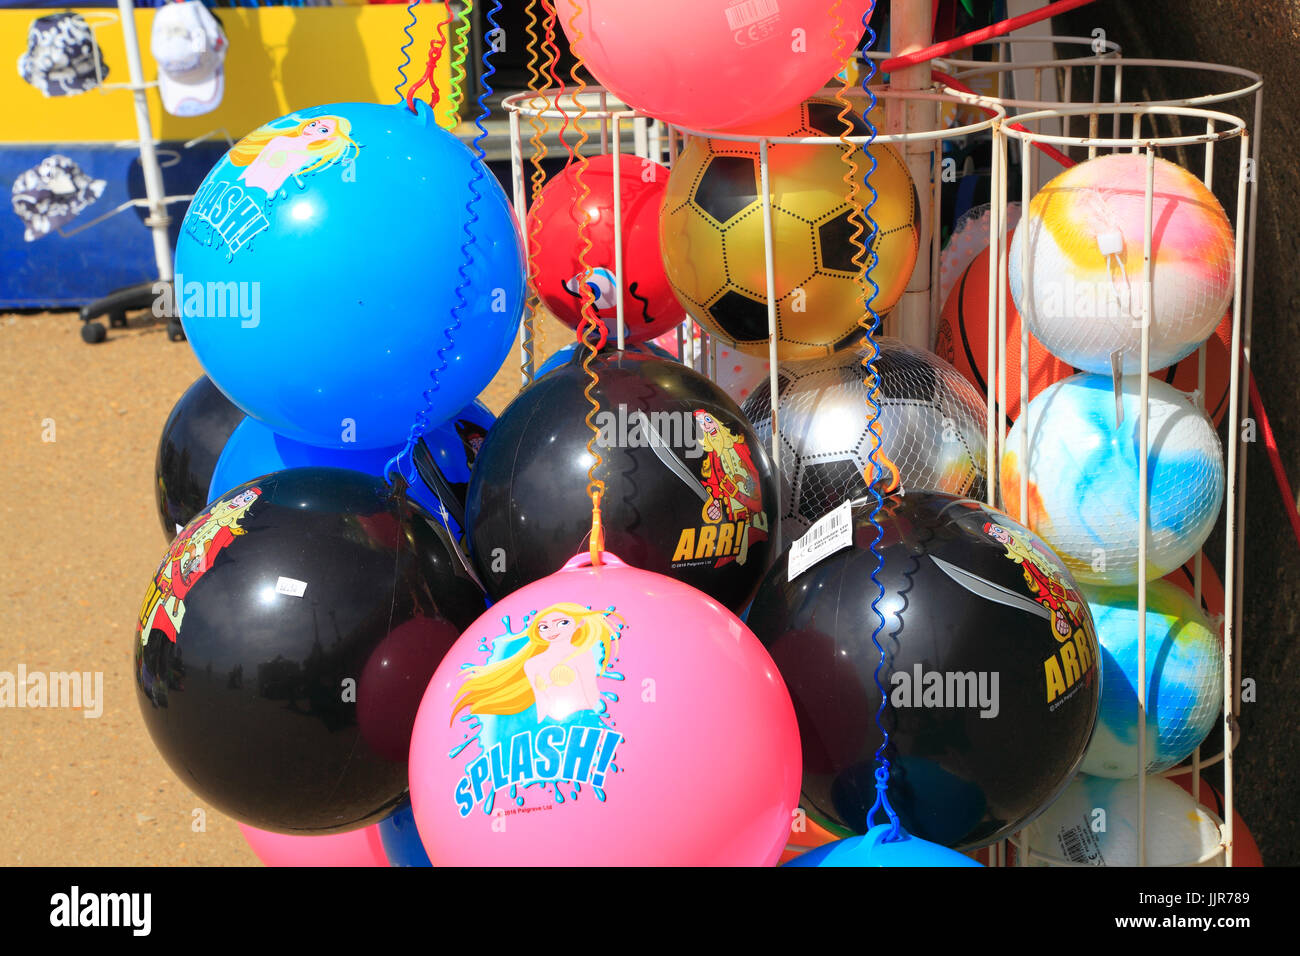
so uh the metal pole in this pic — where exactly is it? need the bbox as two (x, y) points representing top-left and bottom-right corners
(117, 0), (173, 283)
(888, 0), (936, 349)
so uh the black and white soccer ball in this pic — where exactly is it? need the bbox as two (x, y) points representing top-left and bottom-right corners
(742, 337), (989, 541)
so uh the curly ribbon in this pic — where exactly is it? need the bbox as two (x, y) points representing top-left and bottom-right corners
(385, 0), (497, 497)
(447, 0), (474, 123)
(554, 0), (606, 565)
(843, 0), (902, 843)
(393, 0), (419, 105)
(404, 1), (454, 114)
(521, 0), (556, 380)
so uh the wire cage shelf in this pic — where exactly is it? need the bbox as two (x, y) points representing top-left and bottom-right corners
(502, 29), (1262, 866)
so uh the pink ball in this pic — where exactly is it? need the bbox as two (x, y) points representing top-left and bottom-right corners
(239, 823), (389, 867)
(557, 0), (872, 131)
(409, 551), (801, 865)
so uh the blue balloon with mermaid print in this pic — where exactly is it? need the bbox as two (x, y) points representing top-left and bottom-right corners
(176, 100), (525, 450)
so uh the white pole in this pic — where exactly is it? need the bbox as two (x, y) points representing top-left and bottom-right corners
(1137, 144), (1156, 867)
(118, 0), (173, 283)
(887, 0), (935, 349)
(985, 122), (1002, 509)
(508, 107), (534, 385)
(759, 137), (782, 559)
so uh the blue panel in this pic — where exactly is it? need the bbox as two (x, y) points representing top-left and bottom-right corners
(0, 141), (226, 308)
(1, 143), (521, 308)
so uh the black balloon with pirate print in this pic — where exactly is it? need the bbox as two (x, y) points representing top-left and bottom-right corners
(464, 348), (778, 613)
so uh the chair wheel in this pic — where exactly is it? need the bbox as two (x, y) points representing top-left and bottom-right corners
(81, 322), (107, 344)
(167, 320), (186, 342)
(108, 310), (128, 328)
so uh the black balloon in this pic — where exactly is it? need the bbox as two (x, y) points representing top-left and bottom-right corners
(135, 467), (486, 834)
(155, 375), (244, 539)
(747, 492), (1100, 849)
(465, 348), (778, 611)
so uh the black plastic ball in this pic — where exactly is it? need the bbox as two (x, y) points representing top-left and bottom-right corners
(155, 376), (244, 539)
(465, 348), (778, 612)
(135, 467), (486, 834)
(747, 492), (1100, 849)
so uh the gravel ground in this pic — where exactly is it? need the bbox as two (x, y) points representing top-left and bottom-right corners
(0, 307), (569, 866)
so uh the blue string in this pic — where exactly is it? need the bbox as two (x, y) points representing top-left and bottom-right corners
(393, 0), (419, 105)
(385, 0), (498, 490)
(856, 1), (901, 844)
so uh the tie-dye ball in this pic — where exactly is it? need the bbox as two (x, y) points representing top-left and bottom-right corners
(1009, 153), (1234, 375)
(1001, 374), (1223, 586)
(1081, 580), (1223, 777)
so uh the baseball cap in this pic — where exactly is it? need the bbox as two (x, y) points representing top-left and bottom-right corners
(151, 1), (227, 118)
(17, 12), (110, 97)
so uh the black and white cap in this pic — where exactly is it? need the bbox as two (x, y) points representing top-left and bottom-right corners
(11, 155), (107, 243)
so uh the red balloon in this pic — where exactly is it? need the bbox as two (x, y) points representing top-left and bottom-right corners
(527, 154), (681, 343)
(357, 616), (462, 762)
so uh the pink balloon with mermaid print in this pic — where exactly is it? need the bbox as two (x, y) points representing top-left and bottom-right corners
(408, 551), (801, 866)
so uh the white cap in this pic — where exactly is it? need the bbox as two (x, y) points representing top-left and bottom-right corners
(151, 1), (227, 117)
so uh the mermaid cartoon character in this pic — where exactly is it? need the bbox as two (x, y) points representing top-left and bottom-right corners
(983, 521), (1086, 639)
(227, 115), (359, 195)
(450, 603), (620, 725)
(137, 488), (261, 645)
(694, 410), (761, 524)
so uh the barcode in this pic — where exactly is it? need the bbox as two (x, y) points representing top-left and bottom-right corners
(725, 0), (780, 30)
(805, 509), (846, 544)
(1058, 824), (1101, 865)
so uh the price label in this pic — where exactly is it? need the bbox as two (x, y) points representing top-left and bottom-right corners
(787, 499), (853, 582)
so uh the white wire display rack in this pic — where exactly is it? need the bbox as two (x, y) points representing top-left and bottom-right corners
(502, 43), (1262, 868)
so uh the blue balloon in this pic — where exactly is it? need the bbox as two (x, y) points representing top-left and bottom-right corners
(176, 100), (524, 449)
(378, 800), (431, 867)
(784, 824), (984, 868)
(208, 401), (496, 538)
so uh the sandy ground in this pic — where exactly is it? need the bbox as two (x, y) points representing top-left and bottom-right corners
(0, 308), (569, 866)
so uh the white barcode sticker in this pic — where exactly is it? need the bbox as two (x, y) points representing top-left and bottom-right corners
(275, 576), (308, 598)
(787, 499), (853, 582)
(1057, 821), (1104, 865)
(725, 0), (780, 38)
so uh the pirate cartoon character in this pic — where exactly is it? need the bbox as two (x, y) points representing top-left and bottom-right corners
(694, 410), (762, 524)
(137, 488), (261, 645)
(454, 419), (488, 467)
(983, 521), (1086, 639)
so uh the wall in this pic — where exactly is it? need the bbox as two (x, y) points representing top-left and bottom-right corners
(1056, 0), (1300, 866)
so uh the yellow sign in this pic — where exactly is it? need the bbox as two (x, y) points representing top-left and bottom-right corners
(3, 6), (457, 144)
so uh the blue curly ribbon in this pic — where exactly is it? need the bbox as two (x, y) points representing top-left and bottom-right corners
(384, 0), (498, 491)
(393, 0), (419, 105)
(856, 2), (901, 844)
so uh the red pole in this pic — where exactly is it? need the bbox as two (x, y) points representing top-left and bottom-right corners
(880, 0), (1100, 73)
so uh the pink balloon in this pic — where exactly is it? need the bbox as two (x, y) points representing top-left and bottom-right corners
(239, 823), (389, 867)
(558, 0), (874, 131)
(409, 551), (801, 865)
